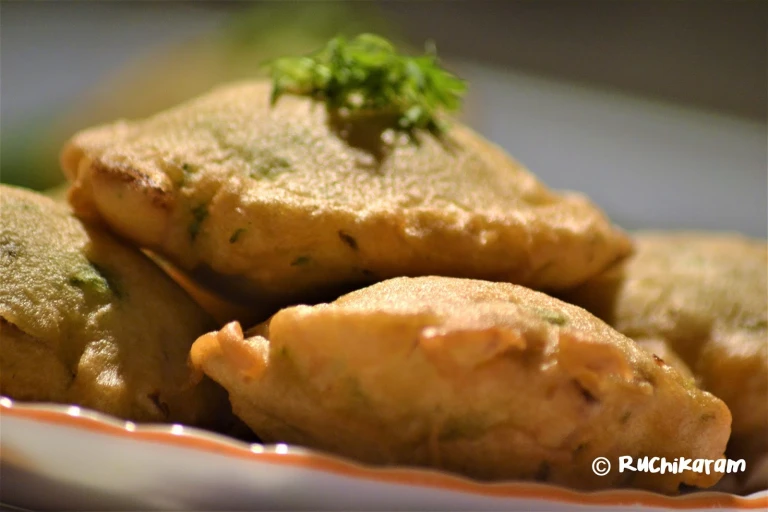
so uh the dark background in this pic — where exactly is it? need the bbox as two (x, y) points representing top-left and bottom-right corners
(378, 1), (766, 120)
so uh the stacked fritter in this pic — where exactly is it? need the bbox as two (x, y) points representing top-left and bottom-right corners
(191, 276), (730, 493)
(61, 81), (631, 316)
(563, 233), (768, 491)
(3, 74), (764, 495)
(0, 185), (231, 429)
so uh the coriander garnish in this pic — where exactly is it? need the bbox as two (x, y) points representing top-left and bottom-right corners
(338, 230), (358, 251)
(229, 228), (246, 244)
(266, 33), (466, 134)
(67, 262), (122, 299)
(189, 204), (209, 241)
(291, 255), (312, 267)
(534, 307), (568, 326)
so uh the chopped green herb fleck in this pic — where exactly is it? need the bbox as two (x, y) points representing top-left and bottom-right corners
(68, 273), (105, 291)
(229, 228), (246, 244)
(189, 204), (209, 241)
(439, 416), (486, 441)
(574, 442), (589, 455)
(620, 411), (632, 424)
(575, 381), (598, 404)
(535, 308), (567, 326)
(173, 163), (196, 186)
(345, 376), (369, 405)
(266, 33), (467, 135)
(291, 255), (312, 266)
(272, 156), (291, 169)
(92, 263), (123, 299)
(745, 319), (768, 331)
(250, 155), (291, 179)
(67, 262), (121, 299)
(338, 231), (358, 250)
(0, 239), (22, 261)
(148, 391), (170, 418)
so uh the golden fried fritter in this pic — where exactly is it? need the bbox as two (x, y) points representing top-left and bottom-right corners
(62, 80), (631, 314)
(0, 185), (230, 428)
(190, 276), (730, 493)
(562, 232), (767, 484)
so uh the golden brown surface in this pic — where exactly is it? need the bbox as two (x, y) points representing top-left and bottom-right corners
(0, 185), (231, 428)
(562, 232), (767, 484)
(191, 276), (730, 493)
(634, 338), (694, 381)
(62, 80), (631, 314)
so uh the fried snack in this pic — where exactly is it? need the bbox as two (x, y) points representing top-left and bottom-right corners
(62, 80), (631, 314)
(0, 185), (230, 428)
(190, 276), (730, 493)
(562, 232), (767, 486)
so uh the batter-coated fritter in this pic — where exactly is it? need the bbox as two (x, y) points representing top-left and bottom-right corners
(62, 80), (631, 313)
(562, 233), (767, 486)
(190, 276), (730, 493)
(0, 185), (230, 427)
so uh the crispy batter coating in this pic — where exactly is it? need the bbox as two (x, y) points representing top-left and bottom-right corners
(190, 276), (730, 493)
(62, 80), (630, 314)
(562, 232), (767, 486)
(0, 185), (231, 428)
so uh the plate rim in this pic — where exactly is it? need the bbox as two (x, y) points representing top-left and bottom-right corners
(1, 397), (766, 509)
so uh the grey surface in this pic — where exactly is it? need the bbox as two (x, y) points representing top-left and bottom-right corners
(0, 1), (228, 129)
(462, 62), (767, 237)
(380, 0), (768, 121)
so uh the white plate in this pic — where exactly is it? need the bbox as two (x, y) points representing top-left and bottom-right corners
(1, 397), (766, 511)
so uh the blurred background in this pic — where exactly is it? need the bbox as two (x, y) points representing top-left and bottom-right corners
(1, 1), (766, 236)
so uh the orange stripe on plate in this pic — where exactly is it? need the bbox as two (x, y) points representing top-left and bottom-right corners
(1, 403), (765, 509)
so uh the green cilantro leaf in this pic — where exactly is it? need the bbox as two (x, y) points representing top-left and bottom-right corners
(266, 33), (467, 135)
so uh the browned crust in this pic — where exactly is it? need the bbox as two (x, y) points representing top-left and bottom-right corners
(89, 158), (175, 211)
